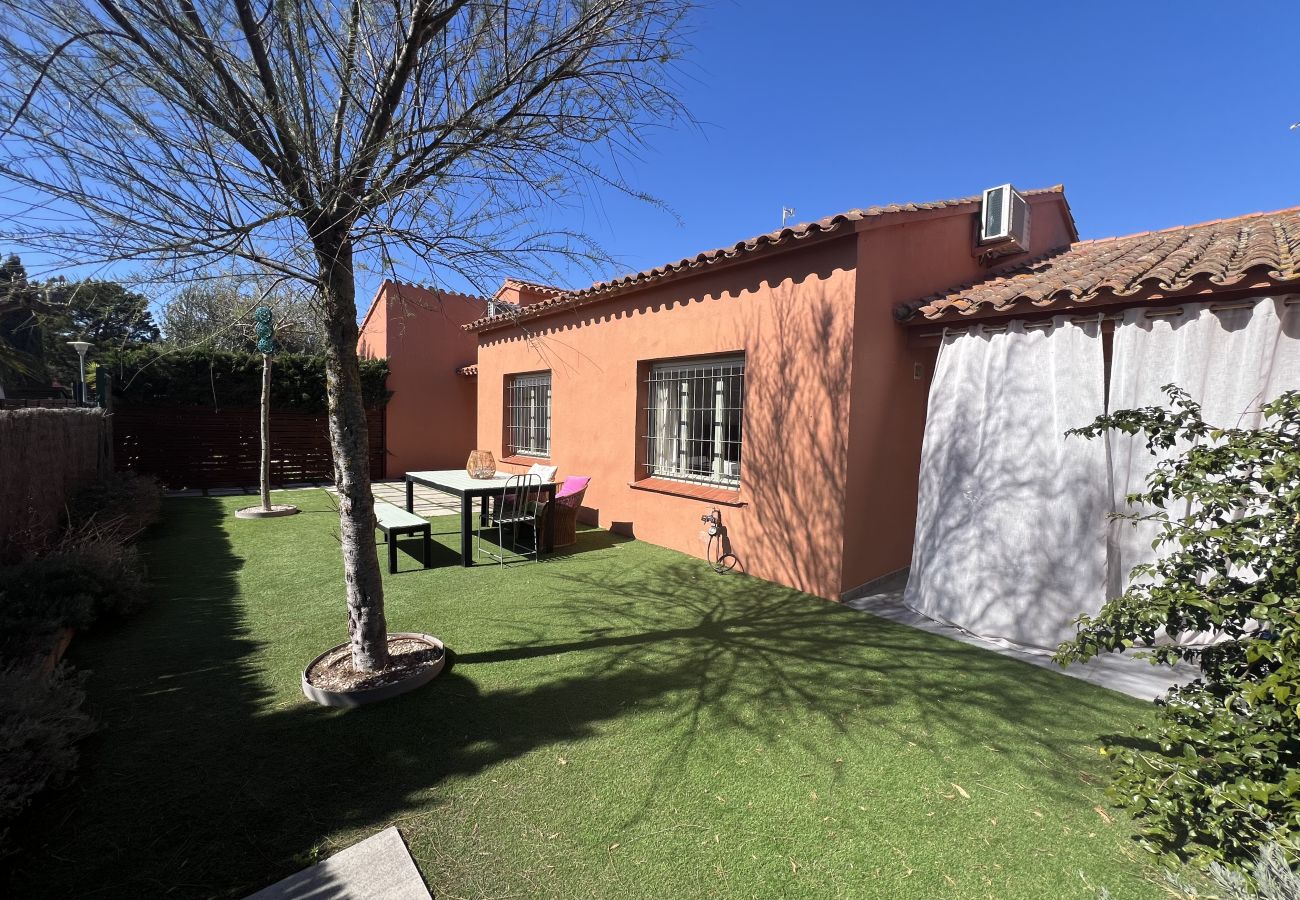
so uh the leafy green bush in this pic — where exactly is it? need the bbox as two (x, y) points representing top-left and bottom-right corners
(0, 663), (96, 853)
(68, 471), (163, 539)
(1058, 386), (1300, 869)
(95, 346), (389, 412)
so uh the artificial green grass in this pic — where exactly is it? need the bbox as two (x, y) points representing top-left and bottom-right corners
(6, 491), (1160, 898)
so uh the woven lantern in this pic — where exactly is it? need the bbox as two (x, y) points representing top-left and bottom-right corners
(466, 450), (496, 479)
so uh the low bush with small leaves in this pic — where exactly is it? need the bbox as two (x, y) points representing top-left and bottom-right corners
(68, 471), (162, 539)
(1058, 386), (1300, 871)
(0, 541), (146, 660)
(0, 474), (155, 858)
(0, 663), (96, 853)
(1165, 841), (1300, 899)
(1102, 842), (1300, 899)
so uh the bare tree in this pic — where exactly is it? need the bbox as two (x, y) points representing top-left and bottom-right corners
(0, 0), (690, 670)
(160, 277), (326, 354)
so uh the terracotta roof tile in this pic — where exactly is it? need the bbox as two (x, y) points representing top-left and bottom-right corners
(467, 186), (1069, 332)
(906, 206), (1300, 321)
(456, 364), (478, 376)
(499, 277), (565, 296)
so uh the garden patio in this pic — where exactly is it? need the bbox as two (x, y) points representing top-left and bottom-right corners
(7, 490), (1164, 899)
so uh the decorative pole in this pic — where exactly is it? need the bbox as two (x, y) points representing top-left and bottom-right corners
(235, 304), (299, 519)
(254, 305), (275, 511)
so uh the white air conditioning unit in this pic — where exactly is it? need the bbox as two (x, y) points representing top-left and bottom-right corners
(978, 183), (1030, 255)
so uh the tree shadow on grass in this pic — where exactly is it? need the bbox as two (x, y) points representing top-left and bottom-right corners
(467, 560), (1150, 831)
(4, 499), (1146, 899)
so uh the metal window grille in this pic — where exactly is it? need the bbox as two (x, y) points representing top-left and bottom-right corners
(644, 355), (744, 488)
(506, 372), (551, 457)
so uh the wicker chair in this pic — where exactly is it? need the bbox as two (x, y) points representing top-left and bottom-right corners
(545, 476), (590, 548)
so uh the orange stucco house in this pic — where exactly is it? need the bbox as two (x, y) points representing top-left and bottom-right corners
(463, 187), (1077, 600)
(364, 186), (1300, 608)
(357, 278), (563, 476)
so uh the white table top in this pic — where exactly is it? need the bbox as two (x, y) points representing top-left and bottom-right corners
(406, 469), (556, 493)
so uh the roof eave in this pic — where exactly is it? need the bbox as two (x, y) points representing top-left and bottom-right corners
(465, 222), (856, 334)
(903, 271), (1296, 327)
(466, 185), (1074, 335)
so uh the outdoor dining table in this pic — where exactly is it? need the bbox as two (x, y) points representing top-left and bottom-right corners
(404, 470), (558, 566)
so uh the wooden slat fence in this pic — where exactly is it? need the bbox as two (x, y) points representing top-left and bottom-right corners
(113, 405), (385, 490)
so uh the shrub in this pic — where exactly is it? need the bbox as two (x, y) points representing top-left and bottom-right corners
(67, 471), (163, 540)
(0, 541), (147, 659)
(0, 663), (95, 853)
(1173, 841), (1300, 899)
(1058, 386), (1300, 870)
(95, 346), (390, 412)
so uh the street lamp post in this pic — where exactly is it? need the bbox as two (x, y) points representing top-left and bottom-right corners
(67, 340), (92, 403)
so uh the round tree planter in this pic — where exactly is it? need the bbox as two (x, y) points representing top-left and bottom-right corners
(301, 633), (446, 708)
(235, 504), (300, 519)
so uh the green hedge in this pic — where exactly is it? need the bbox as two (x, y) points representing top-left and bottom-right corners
(94, 348), (390, 412)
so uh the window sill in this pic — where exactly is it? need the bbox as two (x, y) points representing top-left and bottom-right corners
(628, 477), (747, 507)
(500, 454), (551, 467)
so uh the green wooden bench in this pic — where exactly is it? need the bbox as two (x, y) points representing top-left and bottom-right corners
(375, 501), (431, 574)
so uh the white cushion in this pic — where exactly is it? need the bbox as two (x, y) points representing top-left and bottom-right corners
(527, 463), (558, 483)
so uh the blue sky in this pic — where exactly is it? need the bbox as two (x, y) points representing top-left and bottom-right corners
(4, 0), (1299, 314)
(540, 0), (1300, 302)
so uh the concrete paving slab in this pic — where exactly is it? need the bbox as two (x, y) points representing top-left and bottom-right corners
(164, 481), (463, 517)
(244, 827), (430, 900)
(845, 569), (1198, 702)
(341, 480), (461, 516)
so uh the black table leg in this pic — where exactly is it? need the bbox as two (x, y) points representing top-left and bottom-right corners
(543, 485), (556, 553)
(388, 531), (397, 574)
(479, 494), (488, 526)
(405, 477), (414, 512)
(460, 493), (473, 566)
(422, 526), (431, 568)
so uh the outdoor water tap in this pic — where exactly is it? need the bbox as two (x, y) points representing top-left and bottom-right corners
(701, 508), (720, 536)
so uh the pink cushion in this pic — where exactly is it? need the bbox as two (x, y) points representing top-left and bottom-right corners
(555, 476), (590, 509)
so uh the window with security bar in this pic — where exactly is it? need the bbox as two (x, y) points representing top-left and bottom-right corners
(506, 372), (551, 457)
(644, 355), (745, 488)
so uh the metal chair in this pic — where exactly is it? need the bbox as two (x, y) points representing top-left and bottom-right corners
(476, 473), (544, 565)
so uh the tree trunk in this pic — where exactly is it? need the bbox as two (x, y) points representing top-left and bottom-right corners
(260, 353), (272, 511)
(316, 235), (388, 671)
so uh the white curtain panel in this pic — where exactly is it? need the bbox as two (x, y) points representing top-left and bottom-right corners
(1107, 296), (1300, 598)
(904, 317), (1110, 653)
(651, 378), (682, 475)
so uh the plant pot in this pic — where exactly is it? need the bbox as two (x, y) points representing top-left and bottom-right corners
(235, 504), (300, 519)
(301, 632), (445, 708)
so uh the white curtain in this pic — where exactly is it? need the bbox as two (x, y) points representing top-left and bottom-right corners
(1107, 297), (1300, 597)
(651, 378), (680, 475)
(904, 317), (1110, 653)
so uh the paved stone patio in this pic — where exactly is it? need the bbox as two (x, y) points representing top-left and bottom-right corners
(339, 480), (461, 517)
(167, 480), (461, 517)
(846, 569), (1197, 702)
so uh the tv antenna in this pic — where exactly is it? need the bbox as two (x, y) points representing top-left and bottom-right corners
(781, 206), (796, 228)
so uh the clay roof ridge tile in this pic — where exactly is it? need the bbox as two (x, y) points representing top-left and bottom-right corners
(914, 206), (1300, 321)
(468, 186), (1075, 331)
